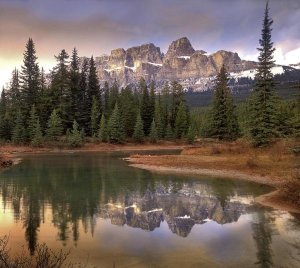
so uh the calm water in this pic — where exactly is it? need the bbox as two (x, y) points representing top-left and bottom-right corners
(0, 152), (299, 268)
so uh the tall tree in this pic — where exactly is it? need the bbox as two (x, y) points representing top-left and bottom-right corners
(12, 110), (27, 144)
(103, 81), (110, 117)
(28, 105), (39, 140)
(149, 119), (158, 143)
(98, 114), (108, 142)
(140, 78), (152, 135)
(51, 49), (71, 130)
(175, 101), (188, 139)
(69, 48), (81, 126)
(46, 109), (63, 141)
(108, 103), (124, 143)
(78, 58), (89, 131)
(90, 96), (100, 137)
(249, 2), (279, 146)
(170, 81), (185, 129)
(208, 65), (240, 140)
(19, 38), (41, 121)
(133, 112), (144, 143)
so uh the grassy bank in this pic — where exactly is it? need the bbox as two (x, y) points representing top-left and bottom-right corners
(127, 139), (300, 213)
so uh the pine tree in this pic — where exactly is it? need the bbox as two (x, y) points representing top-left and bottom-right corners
(249, 2), (279, 146)
(165, 123), (174, 140)
(133, 112), (144, 143)
(66, 120), (83, 147)
(51, 49), (71, 130)
(98, 114), (108, 142)
(161, 83), (171, 134)
(109, 80), (119, 116)
(187, 126), (195, 144)
(208, 65), (240, 140)
(8, 68), (21, 118)
(12, 110), (27, 144)
(149, 119), (158, 143)
(0, 112), (12, 141)
(119, 86), (138, 137)
(78, 58), (89, 131)
(19, 38), (41, 121)
(154, 94), (164, 139)
(70, 48), (80, 126)
(28, 105), (39, 140)
(140, 78), (152, 135)
(87, 56), (101, 117)
(170, 81), (185, 128)
(46, 109), (63, 141)
(31, 119), (43, 147)
(90, 96), (100, 137)
(103, 81), (110, 117)
(108, 103), (123, 143)
(175, 101), (188, 139)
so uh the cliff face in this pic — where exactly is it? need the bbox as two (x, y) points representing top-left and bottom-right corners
(91, 37), (257, 88)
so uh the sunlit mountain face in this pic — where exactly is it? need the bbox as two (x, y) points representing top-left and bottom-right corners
(0, 0), (299, 90)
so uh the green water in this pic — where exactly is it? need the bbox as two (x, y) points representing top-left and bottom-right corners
(0, 152), (299, 267)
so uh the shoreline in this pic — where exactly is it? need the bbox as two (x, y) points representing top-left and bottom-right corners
(1, 142), (299, 214)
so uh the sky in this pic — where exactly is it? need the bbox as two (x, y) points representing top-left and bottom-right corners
(0, 0), (300, 89)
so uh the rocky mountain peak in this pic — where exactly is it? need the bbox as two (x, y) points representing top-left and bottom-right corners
(165, 37), (195, 59)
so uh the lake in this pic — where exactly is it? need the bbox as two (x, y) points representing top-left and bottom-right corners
(0, 152), (299, 267)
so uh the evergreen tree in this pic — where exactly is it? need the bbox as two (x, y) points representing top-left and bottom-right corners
(90, 96), (100, 137)
(170, 81), (185, 128)
(119, 86), (138, 137)
(175, 101), (188, 139)
(66, 120), (83, 147)
(87, 56), (101, 116)
(154, 94), (164, 139)
(103, 81), (110, 117)
(31, 119), (43, 147)
(108, 103), (123, 143)
(78, 58), (89, 131)
(249, 2), (279, 146)
(69, 48), (81, 126)
(19, 38), (41, 121)
(161, 83), (171, 133)
(109, 80), (119, 115)
(28, 105), (39, 140)
(133, 112), (144, 143)
(98, 114), (108, 142)
(8, 68), (21, 118)
(0, 112), (12, 141)
(149, 119), (158, 143)
(208, 65), (240, 140)
(165, 123), (174, 140)
(51, 49), (71, 130)
(140, 78), (152, 135)
(46, 109), (63, 141)
(12, 110), (27, 144)
(187, 126), (195, 144)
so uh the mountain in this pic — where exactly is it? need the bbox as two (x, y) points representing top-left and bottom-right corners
(89, 37), (258, 89)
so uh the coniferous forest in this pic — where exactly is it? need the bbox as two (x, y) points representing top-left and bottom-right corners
(0, 3), (299, 148)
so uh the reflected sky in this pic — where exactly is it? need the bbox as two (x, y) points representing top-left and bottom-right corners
(0, 152), (299, 267)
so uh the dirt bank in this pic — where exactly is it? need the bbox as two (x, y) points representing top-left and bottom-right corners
(126, 140), (300, 213)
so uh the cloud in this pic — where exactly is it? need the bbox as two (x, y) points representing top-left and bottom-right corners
(0, 0), (299, 89)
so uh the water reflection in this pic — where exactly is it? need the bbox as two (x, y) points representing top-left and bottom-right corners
(0, 152), (299, 267)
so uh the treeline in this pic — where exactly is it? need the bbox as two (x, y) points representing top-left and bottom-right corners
(0, 39), (191, 146)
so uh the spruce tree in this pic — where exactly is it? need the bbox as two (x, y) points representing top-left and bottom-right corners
(149, 119), (158, 143)
(209, 65), (240, 140)
(165, 123), (174, 140)
(51, 49), (71, 130)
(154, 94), (164, 139)
(90, 96), (100, 137)
(12, 110), (27, 144)
(0, 112), (12, 141)
(8, 68), (21, 119)
(78, 58), (89, 131)
(98, 114), (108, 142)
(175, 101), (188, 139)
(28, 105), (39, 140)
(70, 48), (80, 126)
(31, 119), (43, 147)
(187, 126), (195, 144)
(103, 81), (110, 117)
(19, 38), (41, 121)
(133, 112), (144, 143)
(108, 103), (123, 143)
(249, 2), (279, 146)
(140, 78), (152, 135)
(161, 83), (171, 133)
(170, 81), (185, 128)
(66, 120), (83, 147)
(109, 80), (119, 116)
(46, 109), (63, 141)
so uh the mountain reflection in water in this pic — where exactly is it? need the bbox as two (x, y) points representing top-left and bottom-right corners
(0, 152), (299, 268)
